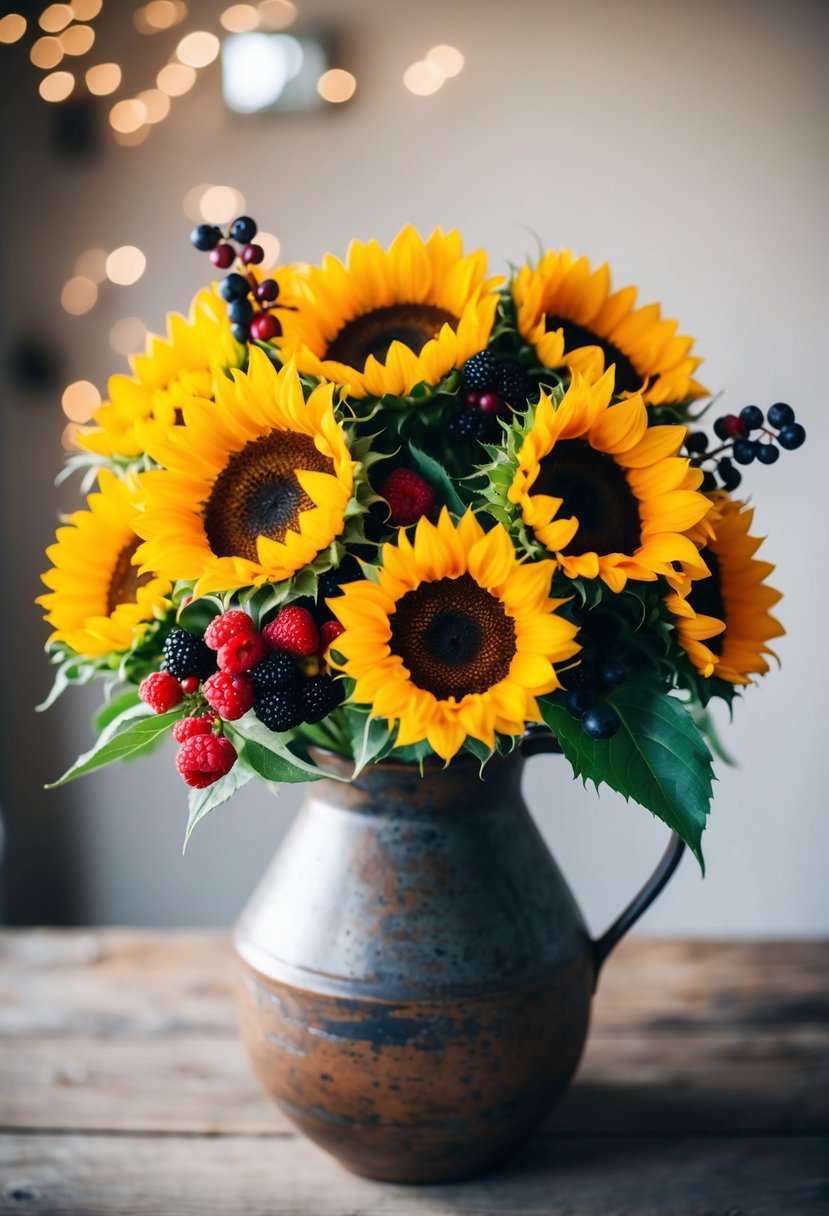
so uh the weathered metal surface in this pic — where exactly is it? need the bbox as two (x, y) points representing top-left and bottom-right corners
(234, 751), (596, 1181)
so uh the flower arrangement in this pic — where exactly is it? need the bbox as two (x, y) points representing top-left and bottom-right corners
(40, 223), (804, 863)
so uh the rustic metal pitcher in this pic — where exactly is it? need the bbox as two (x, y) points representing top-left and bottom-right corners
(234, 735), (684, 1182)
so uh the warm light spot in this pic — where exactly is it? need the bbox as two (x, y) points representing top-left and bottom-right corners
(220, 4), (258, 32)
(109, 316), (147, 356)
(113, 125), (151, 147)
(74, 247), (108, 282)
(176, 29), (220, 68)
(105, 246), (147, 286)
(61, 275), (97, 314)
(256, 231), (281, 266)
(39, 70), (75, 102)
(39, 4), (73, 33)
(257, 0), (296, 30)
(199, 184), (245, 224)
(135, 1), (186, 34)
(425, 44), (464, 78)
(317, 68), (356, 104)
(31, 36), (63, 69)
(70, 0), (103, 19)
(109, 98), (147, 134)
(62, 380), (101, 422)
(0, 14), (27, 44)
(136, 88), (171, 123)
(182, 182), (213, 220)
(59, 23), (95, 55)
(403, 61), (444, 96)
(156, 62), (196, 95)
(61, 422), (82, 451)
(86, 62), (121, 94)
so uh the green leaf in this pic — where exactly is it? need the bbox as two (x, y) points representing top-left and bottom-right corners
(184, 763), (254, 849)
(345, 710), (392, 775)
(539, 682), (714, 867)
(230, 713), (342, 781)
(94, 689), (141, 733)
(47, 707), (183, 788)
(239, 737), (326, 785)
(407, 442), (466, 516)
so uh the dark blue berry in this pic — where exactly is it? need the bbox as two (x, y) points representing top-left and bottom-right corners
(252, 650), (300, 694)
(598, 661), (627, 690)
(581, 704), (621, 740)
(228, 298), (253, 324)
(463, 350), (499, 391)
(701, 471), (718, 491)
(740, 405), (764, 431)
(767, 402), (795, 429)
(566, 689), (597, 719)
(732, 438), (758, 465)
(685, 431), (709, 453)
(190, 224), (222, 251)
(755, 442), (779, 465)
(230, 215), (257, 243)
(718, 458), (742, 491)
(220, 273), (250, 302)
(231, 323), (249, 344)
(778, 423), (805, 450)
(713, 416), (731, 441)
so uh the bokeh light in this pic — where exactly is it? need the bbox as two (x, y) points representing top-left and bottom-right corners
(176, 30), (220, 68)
(105, 246), (147, 286)
(113, 126), (151, 147)
(39, 71), (75, 102)
(0, 14), (27, 44)
(199, 184), (246, 224)
(61, 275), (97, 315)
(220, 4), (258, 32)
(61, 380), (101, 422)
(425, 45), (465, 78)
(136, 88), (171, 123)
(86, 62), (121, 95)
(403, 61), (444, 96)
(109, 317), (148, 356)
(61, 423), (82, 451)
(59, 24), (95, 56)
(31, 37), (64, 69)
(182, 182), (214, 221)
(157, 63), (197, 95)
(135, 1), (187, 34)
(317, 68), (356, 104)
(257, 0), (296, 30)
(256, 231), (281, 266)
(74, 247), (109, 282)
(39, 4), (73, 34)
(70, 0), (104, 19)
(109, 98), (147, 134)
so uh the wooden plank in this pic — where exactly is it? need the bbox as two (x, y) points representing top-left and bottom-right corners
(1, 1133), (827, 1215)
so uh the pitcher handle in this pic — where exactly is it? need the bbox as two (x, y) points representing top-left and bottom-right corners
(521, 726), (686, 977)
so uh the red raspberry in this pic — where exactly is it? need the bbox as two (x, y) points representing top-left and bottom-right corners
(319, 620), (345, 654)
(203, 671), (254, 720)
(180, 676), (200, 696)
(204, 610), (257, 651)
(380, 468), (436, 526)
(172, 714), (215, 744)
(175, 734), (237, 789)
(139, 671), (184, 714)
(262, 606), (319, 657)
(217, 631), (267, 674)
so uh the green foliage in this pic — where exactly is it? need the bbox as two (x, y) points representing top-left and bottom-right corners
(407, 442), (466, 516)
(540, 679), (714, 867)
(47, 706), (184, 788)
(183, 763), (254, 849)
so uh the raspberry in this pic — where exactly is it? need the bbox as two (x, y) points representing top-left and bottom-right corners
(300, 675), (343, 724)
(462, 350), (498, 392)
(319, 620), (345, 654)
(176, 734), (237, 789)
(139, 671), (184, 714)
(251, 650), (301, 694)
(262, 606), (319, 657)
(381, 468), (436, 526)
(254, 689), (304, 732)
(163, 628), (217, 680)
(495, 362), (534, 407)
(203, 671), (254, 720)
(204, 610), (257, 651)
(172, 714), (215, 744)
(217, 631), (267, 674)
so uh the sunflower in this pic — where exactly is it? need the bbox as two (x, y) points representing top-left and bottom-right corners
(667, 493), (783, 684)
(512, 250), (707, 406)
(80, 285), (243, 461)
(329, 509), (580, 761)
(506, 370), (712, 593)
(275, 226), (500, 398)
(134, 348), (357, 598)
(38, 468), (170, 658)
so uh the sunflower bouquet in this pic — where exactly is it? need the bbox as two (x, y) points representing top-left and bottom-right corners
(40, 223), (803, 862)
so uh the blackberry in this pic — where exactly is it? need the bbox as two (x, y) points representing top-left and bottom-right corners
(300, 675), (344, 724)
(318, 555), (362, 601)
(495, 362), (534, 407)
(252, 650), (300, 694)
(254, 689), (304, 732)
(447, 408), (487, 442)
(462, 350), (498, 391)
(163, 628), (217, 681)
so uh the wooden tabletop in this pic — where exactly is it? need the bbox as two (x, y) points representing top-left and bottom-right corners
(0, 933), (827, 1215)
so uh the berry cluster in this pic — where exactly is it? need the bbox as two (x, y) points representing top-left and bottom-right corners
(685, 402), (806, 492)
(448, 352), (536, 443)
(190, 214), (282, 345)
(563, 655), (626, 740)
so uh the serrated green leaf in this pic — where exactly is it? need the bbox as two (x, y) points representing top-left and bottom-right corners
(407, 443), (466, 516)
(539, 683), (713, 866)
(231, 713), (344, 780)
(47, 707), (183, 788)
(239, 737), (326, 784)
(94, 689), (141, 733)
(183, 763), (254, 849)
(345, 711), (393, 776)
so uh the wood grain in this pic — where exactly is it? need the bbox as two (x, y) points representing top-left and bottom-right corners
(1, 931), (827, 1213)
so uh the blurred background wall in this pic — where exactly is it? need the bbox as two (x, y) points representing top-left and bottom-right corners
(0, 0), (827, 935)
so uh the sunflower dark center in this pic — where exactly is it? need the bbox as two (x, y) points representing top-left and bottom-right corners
(544, 315), (644, 396)
(390, 574), (516, 700)
(533, 439), (642, 556)
(325, 303), (458, 368)
(686, 549), (726, 655)
(203, 431), (333, 563)
(106, 539), (150, 615)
